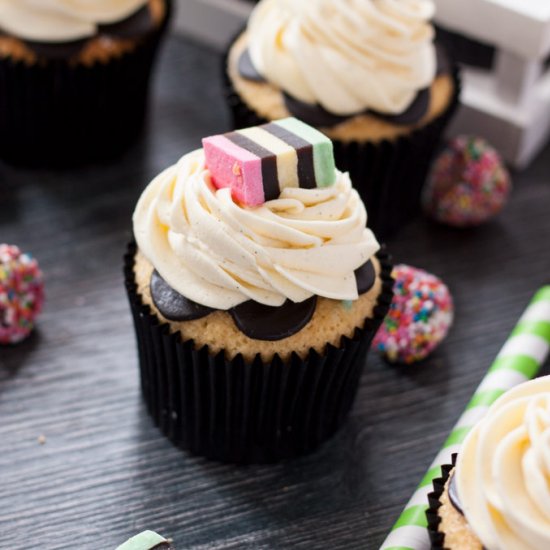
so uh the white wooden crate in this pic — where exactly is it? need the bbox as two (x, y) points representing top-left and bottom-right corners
(435, 0), (550, 168)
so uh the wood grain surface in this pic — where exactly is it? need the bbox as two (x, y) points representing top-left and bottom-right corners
(1, 36), (549, 550)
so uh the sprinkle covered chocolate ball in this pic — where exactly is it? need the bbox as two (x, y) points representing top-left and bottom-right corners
(373, 264), (453, 364)
(0, 244), (44, 345)
(423, 135), (511, 227)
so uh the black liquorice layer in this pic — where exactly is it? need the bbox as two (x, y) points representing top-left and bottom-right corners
(124, 242), (394, 463)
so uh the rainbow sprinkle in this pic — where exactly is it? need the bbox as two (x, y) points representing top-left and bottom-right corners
(0, 244), (44, 345)
(373, 264), (453, 364)
(424, 135), (511, 227)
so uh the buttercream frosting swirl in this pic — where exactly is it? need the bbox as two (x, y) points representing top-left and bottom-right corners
(0, 0), (148, 42)
(133, 149), (379, 310)
(456, 376), (550, 550)
(246, 0), (436, 116)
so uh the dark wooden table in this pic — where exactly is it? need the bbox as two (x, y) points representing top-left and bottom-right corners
(1, 36), (549, 550)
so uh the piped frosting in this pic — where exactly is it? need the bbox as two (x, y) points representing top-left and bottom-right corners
(246, 0), (436, 117)
(133, 148), (379, 310)
(0, 0), (149, 43)
(456, 376), (550, 550)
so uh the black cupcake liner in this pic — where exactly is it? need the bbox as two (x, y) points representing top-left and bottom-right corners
(124, 243), (394, 463)
(426, 455), (457, 550)
(222, 44), (461, 240)
(0, 1), (172, 168)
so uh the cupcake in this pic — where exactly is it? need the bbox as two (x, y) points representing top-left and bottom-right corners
(125, 118), (393, 463)
(0, 0), (171, 167)
(427, 376), (550, 549)
(223, 0), (460, 238)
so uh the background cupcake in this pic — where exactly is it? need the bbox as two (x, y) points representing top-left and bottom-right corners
(224, 0), (460, 238)
(427, 376), (550, 549)
(125, 120), (393, 463)
(0, 0), (171, 167)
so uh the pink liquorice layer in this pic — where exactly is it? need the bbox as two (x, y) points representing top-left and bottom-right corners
(203, 135), (264, 205)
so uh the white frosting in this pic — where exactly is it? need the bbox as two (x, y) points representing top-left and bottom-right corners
(456, 376), (550, 550)
(133, 149), (380, 310)
(0, 0), (148, 42)
(246, 0), (437, 117)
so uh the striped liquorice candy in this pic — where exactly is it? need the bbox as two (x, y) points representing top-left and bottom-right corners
(202, 117), (336, 206)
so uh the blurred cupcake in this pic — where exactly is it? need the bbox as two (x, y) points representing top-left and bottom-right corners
(0, 0), (171, 167)
(224, 0), (460, 238)
(125, 119), (393, 463)
(427, 376), (550, 549)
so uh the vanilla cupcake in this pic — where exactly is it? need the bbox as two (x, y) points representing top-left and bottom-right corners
(427, 376), (550, 549)
(124, 119), (393, 463)
(224, 0), (460, 237)
(0, 0), (171, 166)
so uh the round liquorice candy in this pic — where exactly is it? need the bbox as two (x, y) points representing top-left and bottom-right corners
(150, 270), (214, 321)
(230, 296), (317, 341)
(237, 49), (265, 82)
(448, 472), (464, 516)
(355, 260), (376, 295)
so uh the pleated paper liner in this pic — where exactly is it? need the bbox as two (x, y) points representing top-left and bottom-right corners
(124, 242), (394, 464)
(426, 455), (457, 550)
(222, 45), (461, 240)
(0, 0), (172, 168)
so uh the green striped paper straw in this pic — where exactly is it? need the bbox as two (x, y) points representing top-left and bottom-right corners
(380, 286), (550, 550)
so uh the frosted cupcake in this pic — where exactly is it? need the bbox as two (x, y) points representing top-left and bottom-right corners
(0, 0), (171, 166)
(224, 0), (460, 237)
(125, 118), (393, 463)
(427, 376), (550, 549)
